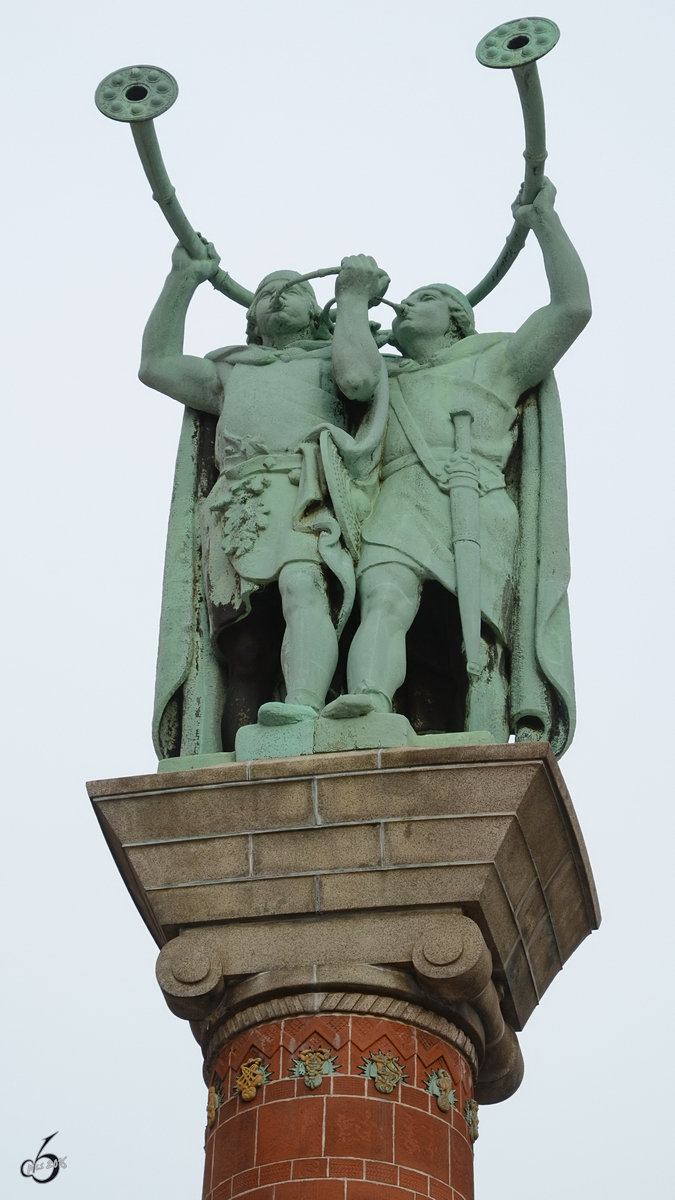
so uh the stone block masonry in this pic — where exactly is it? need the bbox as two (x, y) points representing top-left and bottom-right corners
(88, 742), (598, 1199)
(89, 742), (599, 1036)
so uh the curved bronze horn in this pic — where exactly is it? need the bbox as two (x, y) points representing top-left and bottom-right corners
(95, 65), (254, 308)
(269, 266), (340, 310)
(467, 17), (559, 307)
(270, 268), (394, 313)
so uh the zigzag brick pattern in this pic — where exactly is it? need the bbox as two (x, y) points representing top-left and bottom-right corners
(203, 1013), (475, 1200)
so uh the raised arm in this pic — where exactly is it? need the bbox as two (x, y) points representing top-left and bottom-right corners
(332, 255), (390, 401)
(139, 243), (223, 414)
(506, 179), (592, 394)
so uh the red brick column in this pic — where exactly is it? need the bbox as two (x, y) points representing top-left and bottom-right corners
(203, 1012), (476, 1200)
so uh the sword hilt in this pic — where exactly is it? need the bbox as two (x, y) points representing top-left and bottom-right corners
(449, 410), (474, 456)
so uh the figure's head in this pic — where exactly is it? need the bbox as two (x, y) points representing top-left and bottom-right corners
(246, 271), (325, 346)
(391, 284), (476, 357)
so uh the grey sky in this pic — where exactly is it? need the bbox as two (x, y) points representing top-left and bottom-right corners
(1, 0), (672, 1196)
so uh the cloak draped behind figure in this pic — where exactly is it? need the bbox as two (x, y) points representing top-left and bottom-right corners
(152, 353), (574, 761)
(153, 405), (223, 761)
(509, 374), (575, 757)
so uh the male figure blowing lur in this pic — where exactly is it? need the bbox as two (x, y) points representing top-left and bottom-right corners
(139, 244), (387, 751)
(324, 180), (591, 755)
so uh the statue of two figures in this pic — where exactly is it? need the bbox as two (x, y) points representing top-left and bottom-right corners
(141, 179), (590, 765)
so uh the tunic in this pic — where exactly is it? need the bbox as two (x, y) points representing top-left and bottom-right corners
(359, 334), (520, 641)
(201, 342), (349, 631)
(357, 333), (576, 757)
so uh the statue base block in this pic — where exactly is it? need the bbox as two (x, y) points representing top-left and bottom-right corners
(234, 715), (317, 762)
(233, 711), (495, 764)
(313, 713), (494, 755)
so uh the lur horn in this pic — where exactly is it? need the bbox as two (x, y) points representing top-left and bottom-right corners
(94, 65), (254, 308)
(467, 16), (560, 307)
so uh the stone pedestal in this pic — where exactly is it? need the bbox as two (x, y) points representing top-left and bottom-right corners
(88, 742), (599, 1199)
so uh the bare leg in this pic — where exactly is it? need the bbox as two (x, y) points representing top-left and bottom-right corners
(323, 563), (422, 718)
(259, 562), (339, 724)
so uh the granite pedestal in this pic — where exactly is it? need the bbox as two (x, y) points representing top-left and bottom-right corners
(89, 742), (599, 1198)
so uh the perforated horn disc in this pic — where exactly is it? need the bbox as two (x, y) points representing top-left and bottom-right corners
(95, 65), (178, 122)
(476, 16), (559, 69)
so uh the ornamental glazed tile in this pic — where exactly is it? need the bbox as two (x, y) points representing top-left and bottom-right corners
(290, 1046), (340, 1088)
(425, 1068), (457, 1113)
(233, 1056), (272, 1101)
(361, 1049), (407, 1093)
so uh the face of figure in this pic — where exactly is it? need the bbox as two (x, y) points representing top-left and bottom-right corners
(392, 287), (455, 355)
(253, 278), (315, 345)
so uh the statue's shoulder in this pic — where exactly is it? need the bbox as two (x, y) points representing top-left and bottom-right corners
(205, 345), (283, 378)
(461, 332), (511, 358)
(205, 344), (251, 364)
(206, 340), (333, 367)
(453, 332), (513, 381)
(382, 353), (404, 375)
(383, 334), (512, 379)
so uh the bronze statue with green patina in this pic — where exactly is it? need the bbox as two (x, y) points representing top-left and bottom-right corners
(140, 245), (388, 751)
(324, 179), (590, 756)
(98, 16), (590, 761)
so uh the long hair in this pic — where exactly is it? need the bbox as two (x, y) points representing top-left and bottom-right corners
(429, 284), (476, 339)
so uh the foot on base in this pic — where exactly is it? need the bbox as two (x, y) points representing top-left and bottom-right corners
(321, 693), (389, 720)
(257, 702), (319, 727)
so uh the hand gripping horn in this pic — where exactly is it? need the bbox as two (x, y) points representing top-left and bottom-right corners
(467, 16), (559, 307)
(267, 18), (559, 314)
(95, 65), (254, 307)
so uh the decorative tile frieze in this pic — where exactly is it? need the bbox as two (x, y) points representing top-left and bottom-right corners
(360, 1049), (407, 1093)
(465, 1097), (479, 1142)
(206, 1073), (223, 1126)
(289, 1047), (339, 1088)
(234, 1056), (272, 1101)
(425, 1067), (457, 1112)
(205, 997), (478, 1084)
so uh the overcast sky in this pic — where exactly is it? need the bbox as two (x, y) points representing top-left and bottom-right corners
(1, 0), (673, 1196)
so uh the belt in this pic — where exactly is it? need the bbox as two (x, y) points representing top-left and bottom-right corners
(381, 447), (452, 480)
(381, 451), (506, 495)
(221, 452), (304, 482)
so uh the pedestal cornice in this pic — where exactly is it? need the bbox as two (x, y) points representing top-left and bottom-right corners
(88, 741), (599, 1105)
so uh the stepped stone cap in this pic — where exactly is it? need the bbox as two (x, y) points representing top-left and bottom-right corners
(88, 742), (599, 1040)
